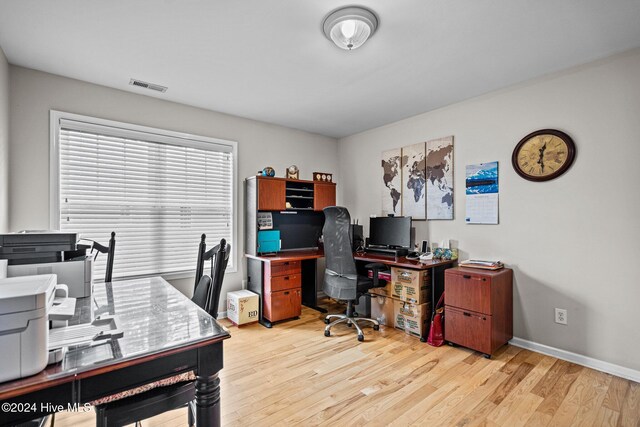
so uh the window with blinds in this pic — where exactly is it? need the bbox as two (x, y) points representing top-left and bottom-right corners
(52, 112), (236, 281)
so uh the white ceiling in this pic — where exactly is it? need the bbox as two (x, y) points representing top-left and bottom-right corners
(1, 1), (640, 138)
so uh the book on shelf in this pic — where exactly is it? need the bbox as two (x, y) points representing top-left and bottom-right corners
(459, 259), (504, 270)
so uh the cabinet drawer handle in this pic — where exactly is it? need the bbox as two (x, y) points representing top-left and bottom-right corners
(283, 262), (289, 265)
(463, 312), (471, 317)
(284, 276), (289, 280)
(284, 291), (290, 295)
(463, 275), (471, 279)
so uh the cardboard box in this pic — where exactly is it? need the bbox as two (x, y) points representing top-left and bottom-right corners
(391, 267), (431, 304)
(227, 290), (259, 326)
(370, 294), (395, 326)
(394, 301), (431, 338)
(394, 302), (406, 331)
(369, 281), (403, 299)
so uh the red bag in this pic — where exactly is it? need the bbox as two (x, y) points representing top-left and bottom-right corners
(427, 292), (445, 347)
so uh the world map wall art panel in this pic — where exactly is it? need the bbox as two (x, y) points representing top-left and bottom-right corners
(380, 136), (454, 220)
(426, 136), (454, 220)
(381, 148), (403, 216)
(401, 142), (427, 220)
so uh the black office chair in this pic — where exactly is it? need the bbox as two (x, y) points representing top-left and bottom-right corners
(93, 235), (231, 427)
(322, 206), (386, 341)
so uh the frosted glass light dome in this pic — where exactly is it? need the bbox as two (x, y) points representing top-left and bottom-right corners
(323, 6), (378, 51)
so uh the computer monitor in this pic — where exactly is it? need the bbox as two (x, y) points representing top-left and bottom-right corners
(368, 216), (411, 248)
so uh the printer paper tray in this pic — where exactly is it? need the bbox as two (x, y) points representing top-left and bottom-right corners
(48, 316), (123, 350)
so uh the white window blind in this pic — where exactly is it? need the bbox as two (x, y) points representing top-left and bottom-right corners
(54, 115), (235, 281)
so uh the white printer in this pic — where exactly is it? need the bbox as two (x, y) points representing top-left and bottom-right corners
(1, 232), (94, 298)
(8, 258), (93, 298)
(0, 274), (56, 383)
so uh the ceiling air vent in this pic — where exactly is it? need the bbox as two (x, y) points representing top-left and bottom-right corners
(129, 78), (167, 93)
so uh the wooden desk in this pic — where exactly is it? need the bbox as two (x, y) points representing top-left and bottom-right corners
(245, 249), (324, 263)
(246, 249), (455, 332)
(0, 277), (230, 426)
(353, 253), (455, 341)
(353, 252), (454, 270)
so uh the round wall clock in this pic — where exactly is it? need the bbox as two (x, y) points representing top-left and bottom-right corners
(512, 129), (576, 181)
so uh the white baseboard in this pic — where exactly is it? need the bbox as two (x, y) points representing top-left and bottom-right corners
(510, 337), (640, 383)
(217, 311), (227, 319)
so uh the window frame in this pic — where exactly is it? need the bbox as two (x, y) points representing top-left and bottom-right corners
(49, 110), (239, 278)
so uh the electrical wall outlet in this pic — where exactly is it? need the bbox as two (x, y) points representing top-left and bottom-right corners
(555, 308), (568, 325)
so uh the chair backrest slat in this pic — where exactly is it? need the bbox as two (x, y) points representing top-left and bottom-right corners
(193, 236), (230, 319)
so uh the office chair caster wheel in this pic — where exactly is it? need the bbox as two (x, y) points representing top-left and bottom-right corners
(373, 325), (380, 331)
(358, 334), (364, 342)
(347, 322), (352, 327)
(324, 318), (330, 324)
(324, 330), (330, 337)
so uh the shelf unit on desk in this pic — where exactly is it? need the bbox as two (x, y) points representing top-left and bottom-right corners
(245, 176), (335, 327)
(245, 176), (336, 257)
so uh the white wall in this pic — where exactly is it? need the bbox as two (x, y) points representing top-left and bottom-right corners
(8, 66), (338, 306)
(0, 47), (9, 233)
(338, 49), (640, 372)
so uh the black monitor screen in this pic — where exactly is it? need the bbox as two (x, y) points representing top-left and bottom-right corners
(369, 216), (411, 248)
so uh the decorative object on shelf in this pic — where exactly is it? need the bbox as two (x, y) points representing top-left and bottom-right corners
(401, 142), (426, 220)
(259, 166), (275, 177)
(322, 6), (379, 51)
(285, 201), (292, 209)
(465, 162), (499, 224)
(512, 129), (576, 182)
(432, 247), (457, 260)
(286, 165), (299, 180)
(426, 136), (454, 220)
(313, 172), (333, 182)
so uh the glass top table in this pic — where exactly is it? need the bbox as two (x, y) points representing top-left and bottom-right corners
(0, 276), (230, 426)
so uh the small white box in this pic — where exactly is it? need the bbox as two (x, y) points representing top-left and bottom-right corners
(227, 290), (259, 326)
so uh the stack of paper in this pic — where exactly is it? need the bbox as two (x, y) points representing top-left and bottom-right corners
(459, 259), (504, 270)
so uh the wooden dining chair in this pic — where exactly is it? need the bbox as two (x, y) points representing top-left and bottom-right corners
(78, 231), (116, 282)
(93, 235), (230, 427)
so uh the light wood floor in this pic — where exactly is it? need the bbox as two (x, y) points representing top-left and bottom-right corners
(56, 305), (639, 426)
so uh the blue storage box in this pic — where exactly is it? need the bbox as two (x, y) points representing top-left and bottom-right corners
(257, 230), (280, 254)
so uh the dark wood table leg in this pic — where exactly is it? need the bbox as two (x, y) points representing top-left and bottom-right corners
(195, 341), (224, 427)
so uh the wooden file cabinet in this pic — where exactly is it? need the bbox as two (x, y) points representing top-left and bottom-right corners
(263, 260), (302, 322)
(444, 267), (513, 356)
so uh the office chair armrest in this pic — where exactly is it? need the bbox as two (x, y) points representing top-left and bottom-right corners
(364, 262), (386, 272)
(365, 263), (387, 288)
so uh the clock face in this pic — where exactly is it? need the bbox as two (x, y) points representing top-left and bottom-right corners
(512, 129), (575, 181)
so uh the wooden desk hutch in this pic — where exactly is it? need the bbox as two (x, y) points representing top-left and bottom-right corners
(245, 176), (336, 327)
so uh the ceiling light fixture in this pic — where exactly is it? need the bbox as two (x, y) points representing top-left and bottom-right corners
(322, 6), (378, 51)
